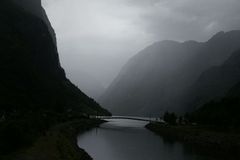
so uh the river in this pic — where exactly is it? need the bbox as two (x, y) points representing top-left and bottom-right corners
(77, 119), (220, 160)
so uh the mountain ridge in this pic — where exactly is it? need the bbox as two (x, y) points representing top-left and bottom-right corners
(100, 30), (240, 116)
(183, 49), (240, 112)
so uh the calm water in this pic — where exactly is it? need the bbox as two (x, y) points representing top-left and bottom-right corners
(77, 119), (220, 160)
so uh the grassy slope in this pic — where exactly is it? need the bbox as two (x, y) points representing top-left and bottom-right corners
(2, 119), (104, 160)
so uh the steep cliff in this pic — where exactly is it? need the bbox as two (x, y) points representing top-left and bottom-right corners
(0, 0), (110, 155)
(0, 0), (110, 116)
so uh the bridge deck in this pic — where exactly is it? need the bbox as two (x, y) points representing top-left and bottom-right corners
(90, 116), (165, 123)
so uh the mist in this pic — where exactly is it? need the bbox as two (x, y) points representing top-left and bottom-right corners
(42, 0), (240, 99)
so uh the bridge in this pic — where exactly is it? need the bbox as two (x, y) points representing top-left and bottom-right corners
(90, 116), (165, 123)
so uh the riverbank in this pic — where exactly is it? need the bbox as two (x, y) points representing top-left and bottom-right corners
(2, 119), (104, 160)
(146, 122), (240, 158)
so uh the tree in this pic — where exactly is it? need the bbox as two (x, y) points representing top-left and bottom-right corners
(163, 111), (177, 125)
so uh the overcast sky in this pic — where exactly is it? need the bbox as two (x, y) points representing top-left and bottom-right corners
(42, 0), (240, 94)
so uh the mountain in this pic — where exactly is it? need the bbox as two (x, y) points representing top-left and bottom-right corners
(0, 0), (110, 125)
(0, 0), (110, 154)
(190, 79), (240, 127)
(100, 31), (240, 116)
(0, 0), (110, 116)
(68, 70), (106, 99)
(183, 49), (240, 112)
(11, 0), (57, 44)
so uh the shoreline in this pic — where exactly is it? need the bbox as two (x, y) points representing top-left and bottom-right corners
(146, 122), (240, 159)
(2, 118), (104, 160)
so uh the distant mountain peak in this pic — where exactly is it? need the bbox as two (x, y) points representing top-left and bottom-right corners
(208, 31), (225, 41)
(100, 30), (240, 115)
(208, 30), (240, 42)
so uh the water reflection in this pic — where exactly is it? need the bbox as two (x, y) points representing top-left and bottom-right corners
(77, 119), (220, 160)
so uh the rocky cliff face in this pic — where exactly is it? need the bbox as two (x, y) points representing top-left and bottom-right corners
(11, 0), (42, 15)
(0, 1), (110, 154)
(11, 0), (57, 44)
(0, 0), (110, 118)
